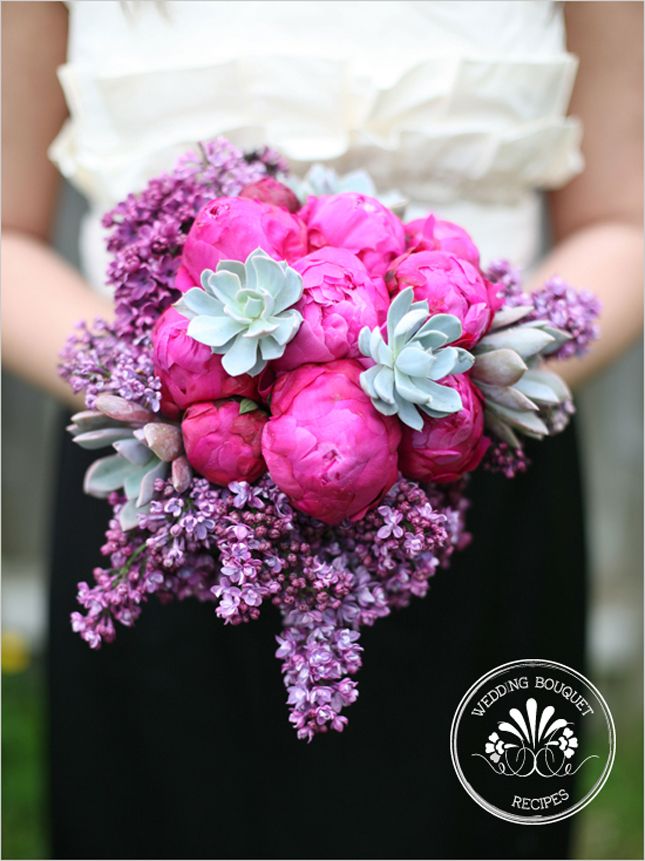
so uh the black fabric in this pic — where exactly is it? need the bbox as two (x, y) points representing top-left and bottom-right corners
(47, 415), (586, 860)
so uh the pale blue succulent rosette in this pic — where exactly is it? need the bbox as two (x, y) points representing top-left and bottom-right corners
(358, 287), (474, 431)
(174, 248), (305, 377)
(359, 287), (575, 443)
(287, 163), (408, 215)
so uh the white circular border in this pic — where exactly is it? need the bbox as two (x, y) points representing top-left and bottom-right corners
(449, 658), (617, 825)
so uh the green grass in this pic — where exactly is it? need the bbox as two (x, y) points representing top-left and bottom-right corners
(573, 717), (644, 859)
(2, 664), (48, 860)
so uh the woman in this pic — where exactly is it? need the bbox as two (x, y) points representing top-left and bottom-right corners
(3, 2), (642, 858)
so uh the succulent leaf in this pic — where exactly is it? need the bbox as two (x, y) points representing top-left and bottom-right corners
(523, 367), (572, 402)
(485, 410), (522, 448)
(118, 499), (141, 532)
(94, 394), (156, 425)
(239, 398), (260, 415)
(73, 427), (133, 450)
(476, 383), (538, 413)
(171, 456), (193, 494)
(124, 462), (155, 500)
(523, 320), (572, 355)
(487, 402), (549, 438)
(471, 349), (527, 386)
(136, 460), (168, 508)
(68, 410), (116, 432)
(83, 455), (138, 498)
(142, 422), (183, 462)
(112, 438), (153, 465)
(477, 327), (555, 359)
(514, 376), (561, 406)
(488, 305), (534, 331)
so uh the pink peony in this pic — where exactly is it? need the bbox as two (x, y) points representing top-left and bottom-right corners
(388, 250), (503, 349)
(399, 374), (490, 484)
(239, 177), (301, 212)
(300, 192), (405, 279)
(182, 400), (267, 486)
(404, 214), (480, 266)
(262, 360), (400, 525)
(176, 196), (308, 292)
(274, 248), (389, 371)
(152, 307), (257, 416)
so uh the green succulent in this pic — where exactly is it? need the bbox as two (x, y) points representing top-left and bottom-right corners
(471, 305), (572, 446)
(68, 395), (191, 530)
(174, 247), (304, 376)
(358, 287), (474, 431)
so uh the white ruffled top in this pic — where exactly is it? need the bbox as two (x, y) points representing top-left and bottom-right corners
(50, 0), (583, 290)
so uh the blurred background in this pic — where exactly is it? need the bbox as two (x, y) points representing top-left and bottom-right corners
(2, 179), (643, 859)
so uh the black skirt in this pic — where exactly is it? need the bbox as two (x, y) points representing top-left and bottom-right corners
(47, 415), (586, 860)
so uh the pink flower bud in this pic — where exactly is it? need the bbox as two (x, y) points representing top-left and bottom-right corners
(176, 196), (308, 291)
(182, 400), (267, 486)
(404, 215), (480, 266)
(399, 375), (490, 483)
(274, 248), (388, 371)
(388, 251), (503, 349)
(239, 177), (300, 212)
(262, 360), (400, 524)
(300, 193), (405, 279)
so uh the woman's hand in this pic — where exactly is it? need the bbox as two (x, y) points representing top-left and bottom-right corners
(2, 2), (112, 406)
(529, 1), (643, 388)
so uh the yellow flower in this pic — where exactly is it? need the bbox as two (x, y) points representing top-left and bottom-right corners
(2, 631), (30, 674)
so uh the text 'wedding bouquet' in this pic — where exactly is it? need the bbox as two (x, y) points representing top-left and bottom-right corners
(60, 138), (600, 740)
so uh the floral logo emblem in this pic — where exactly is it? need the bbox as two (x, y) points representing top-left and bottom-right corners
(450, 660), (616, 825)
(474, 696), (595, 777)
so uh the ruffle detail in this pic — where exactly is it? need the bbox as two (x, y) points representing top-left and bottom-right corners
(50, 53), (583, 208)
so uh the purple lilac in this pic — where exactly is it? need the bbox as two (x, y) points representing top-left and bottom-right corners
(485, 262), (600, 358)
(58, 319), (161, 411)
(102, 138), (282, 342)
(483, 441), (530, 479)
(485, 259), (525, 304)
(531, 277), (601, 359)
(69, 475), (467, 738)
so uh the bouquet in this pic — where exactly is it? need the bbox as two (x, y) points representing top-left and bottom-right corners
(59, 138), (600, 741)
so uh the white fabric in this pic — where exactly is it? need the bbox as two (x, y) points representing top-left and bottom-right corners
(50, 0), (583, 291)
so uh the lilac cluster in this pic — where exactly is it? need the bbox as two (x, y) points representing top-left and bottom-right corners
(58, 319), (161, 411)
(483, 441), (530, 479)
(485, 259), (524, 301)
(71, 499), (156, 649)
(69, 474), (467, 738)
(486, 261), (600, 359)
(531, 277), (601, 360)
(70, 485), (224, 649)
(102, 138), (285, 342)
(277, 482), (469, 740)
